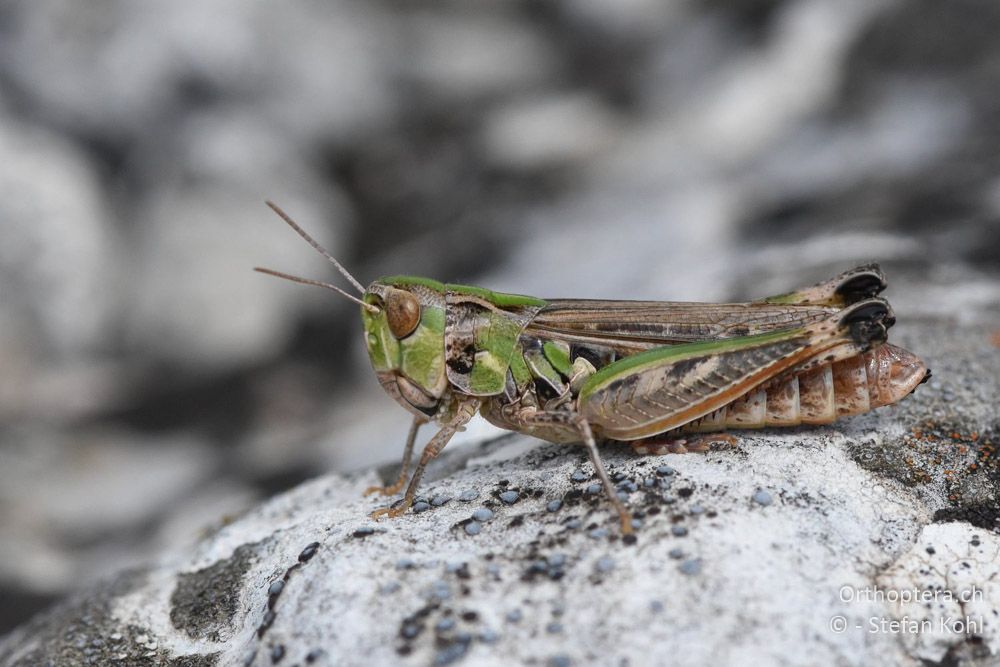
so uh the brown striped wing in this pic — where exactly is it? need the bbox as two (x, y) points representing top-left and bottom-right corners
(528, 299), (835, 348)
(576, 299), (891, 440)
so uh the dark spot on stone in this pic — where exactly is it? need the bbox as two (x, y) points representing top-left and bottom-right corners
(305, 648), (325, 663)
(461, 610), (478, 622)
(672, 525), (688, 537)
(170, 542), (260, 641)
(623, 534), (637, 546)
(271, 644), (285, 663)
(298, 542), (320, 563)
(257, 610), (276, 637)
(933, 504), (1000, 531)
(677, 487), (693, 498)
(352, 526), (377, 538)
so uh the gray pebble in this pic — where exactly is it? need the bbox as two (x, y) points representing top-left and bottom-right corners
(671, 525), (688, 537)
(547, 553), (567, 568)
(595, 556), (615, 572)
(752, 489), (773, 506)
(617, 480), (638, 493)
(546, 622), (564, 634)
(585, 483), (602, 495)
(679, 559), (702, 575)
(434, 642), (468, 666)
(549, 656), (572, 667)
(499, 490), (519, 504)
(427, 580), (451, 601)
(431, 494), (452, 507)
(267, 580), (284, 596)
(565, 518), (583, 529)
(379, 581), (400, 594)
(435, 617), (456, 633)
(570, 470), (588, 482)
(464, 521), (482, 536)
(472, 508), (494, 522)
(655, 465), (676, 476)
(546, 499), (562, 512)
(588, 527), (609, 539)
(506, 609), (522, 623)
(458, 489), (479, 502)
(668, 548), (684, 559)
(413, 501), (431, 513)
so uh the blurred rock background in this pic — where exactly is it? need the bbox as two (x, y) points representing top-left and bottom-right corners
(0, 0), (998, 636)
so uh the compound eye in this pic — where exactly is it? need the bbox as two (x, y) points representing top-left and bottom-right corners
(386, 289), (421, 339)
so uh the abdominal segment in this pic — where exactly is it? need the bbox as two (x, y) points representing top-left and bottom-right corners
(683, 343), (927, 432)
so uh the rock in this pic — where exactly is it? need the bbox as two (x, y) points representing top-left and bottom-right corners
(2, 293), (998, 666)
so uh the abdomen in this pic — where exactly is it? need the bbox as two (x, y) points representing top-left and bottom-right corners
(683, 343), (928, 432)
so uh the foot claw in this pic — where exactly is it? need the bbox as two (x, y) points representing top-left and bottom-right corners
(370, 505), (408, 520)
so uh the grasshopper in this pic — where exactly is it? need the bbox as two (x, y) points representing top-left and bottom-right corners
(257, 202), (929, 535)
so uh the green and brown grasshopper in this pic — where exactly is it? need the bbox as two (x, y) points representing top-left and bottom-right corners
(257, 202), (929, 535)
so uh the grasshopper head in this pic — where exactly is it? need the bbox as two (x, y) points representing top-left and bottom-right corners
(363, 278), (449, 417)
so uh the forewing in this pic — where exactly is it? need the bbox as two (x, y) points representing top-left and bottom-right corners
(576, 298), (893, 440)
(529, 299), (834, 348)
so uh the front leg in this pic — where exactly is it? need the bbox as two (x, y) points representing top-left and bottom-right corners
(364, 416), (426, 496)
(371, 399), (479, 520)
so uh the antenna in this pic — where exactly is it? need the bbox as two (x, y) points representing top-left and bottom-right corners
(254, 267), (379, 314)
(265, 200), (366, 295)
